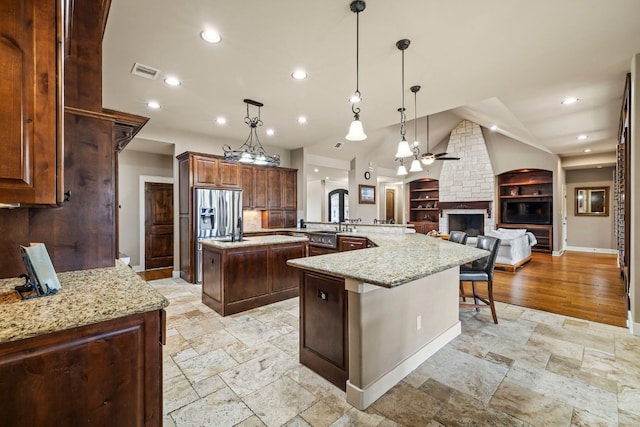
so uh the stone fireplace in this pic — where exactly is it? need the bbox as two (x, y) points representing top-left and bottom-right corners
(438, 120), (496, 234)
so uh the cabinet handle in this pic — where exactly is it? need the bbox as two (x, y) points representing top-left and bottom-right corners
(211, 259), (215, 265)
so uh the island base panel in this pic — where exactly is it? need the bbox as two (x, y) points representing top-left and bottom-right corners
(299, 271), (348, 390)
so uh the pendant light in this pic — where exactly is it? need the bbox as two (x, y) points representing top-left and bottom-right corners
(408, 85), (423, 172)
(345, 0), (367, 141)
(396, 158), (408, 176)
(395, 39), (413, 158)
(223, 99), (281, 167)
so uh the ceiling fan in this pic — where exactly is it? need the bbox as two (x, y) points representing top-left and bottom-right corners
(409, 85), (460, 164)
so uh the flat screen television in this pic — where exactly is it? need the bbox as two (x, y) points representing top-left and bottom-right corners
(501, 199), (552, 225)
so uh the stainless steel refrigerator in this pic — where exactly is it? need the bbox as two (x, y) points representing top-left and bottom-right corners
(195, 188), (243, 283)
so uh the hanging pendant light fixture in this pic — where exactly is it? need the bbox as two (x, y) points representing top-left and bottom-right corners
(396, 158), (408, 176)
(395, 39), (413, 158)
(408, 85), (423, 172)
(345, 0), (367, 141)
(223, 99), (280, 167)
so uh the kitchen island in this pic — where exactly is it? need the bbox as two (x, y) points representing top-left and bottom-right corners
(200, 235), (308, 316)
(0, 262), (169, 426)
(287, 232), (488, 410)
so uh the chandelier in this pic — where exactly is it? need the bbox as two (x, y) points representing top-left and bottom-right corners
(223, 99), (280, 166)
(345, 0), (367, 141)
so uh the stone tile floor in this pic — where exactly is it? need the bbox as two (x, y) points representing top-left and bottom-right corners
(151, 277), (640, 427)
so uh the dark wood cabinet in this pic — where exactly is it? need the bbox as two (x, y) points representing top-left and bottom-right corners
(0, 310), (165, 426)
(202, 241), (306, 316)
(178, 152), (297, 281)
(409, 221), (439, 235)
(0, 1), (148, 278)
(264, 167), (297, 228)
(299, 270), (348, 390)
(308, 246), (338, 257)
(339, 236), (368, 252)
(192, 154), (239, 188)
(240, 165), (267, 209)
(267, 168), (283, 209)
(0, 0), (63, 205)
(497, 169), (553, 253)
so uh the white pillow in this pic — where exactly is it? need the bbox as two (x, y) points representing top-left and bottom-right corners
(497, 228), (527, 238)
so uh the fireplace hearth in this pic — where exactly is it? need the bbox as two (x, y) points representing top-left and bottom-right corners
(448, 214), (484, 237)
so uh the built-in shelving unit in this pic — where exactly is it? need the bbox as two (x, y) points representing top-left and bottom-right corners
(409, 179), (439, 234)
(497, 169), (553, 253)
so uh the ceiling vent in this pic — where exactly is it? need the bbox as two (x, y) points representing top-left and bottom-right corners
(130, 62), (160, 80)
(334, 141), (344, 149)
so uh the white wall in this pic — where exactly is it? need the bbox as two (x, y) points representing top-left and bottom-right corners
(118, 149), (174, 267)
(565, 168), (615, 251)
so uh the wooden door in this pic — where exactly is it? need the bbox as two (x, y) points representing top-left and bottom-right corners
(145, 182), (174, 269)
(385, 189), (395, 222)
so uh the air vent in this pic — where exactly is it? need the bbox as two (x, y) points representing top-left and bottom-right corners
(130, 62), (160, 80)
(334, 141), (344, 149)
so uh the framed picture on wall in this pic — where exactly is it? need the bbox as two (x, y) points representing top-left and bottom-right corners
(359, 184), (376, 204)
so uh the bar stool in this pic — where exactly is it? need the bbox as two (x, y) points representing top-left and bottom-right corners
(448, 230), (468, 245)
(459, 235), (501, 324)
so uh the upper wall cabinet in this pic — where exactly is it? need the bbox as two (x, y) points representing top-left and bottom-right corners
(0, 0), (63, 205)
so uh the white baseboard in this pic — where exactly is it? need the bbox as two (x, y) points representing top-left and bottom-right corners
(172, 270), (180, 279)
(629, 312), (640, 337)
(131, 264), (144, 272)
(346, 321), (461, 410)
(565, 246), (618, 255)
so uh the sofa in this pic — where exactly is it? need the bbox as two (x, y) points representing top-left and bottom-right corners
(468, 228), (537, 271)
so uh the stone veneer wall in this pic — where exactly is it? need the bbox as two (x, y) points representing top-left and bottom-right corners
(438, 120), (496, 233)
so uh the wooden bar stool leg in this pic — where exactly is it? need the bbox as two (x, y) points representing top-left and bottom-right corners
(471, 282), (480, 311)
(488, 280), (498, 324)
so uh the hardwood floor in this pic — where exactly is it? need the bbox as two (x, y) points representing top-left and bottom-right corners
(489, 251), (627, 327)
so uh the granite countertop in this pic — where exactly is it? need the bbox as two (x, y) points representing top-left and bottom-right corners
(0, 261), (169, 344)
(200, 235), (309, 249)
(287, 232), (488, 288)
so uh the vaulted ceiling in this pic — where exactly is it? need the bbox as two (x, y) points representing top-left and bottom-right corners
(103, 0), (640, 175)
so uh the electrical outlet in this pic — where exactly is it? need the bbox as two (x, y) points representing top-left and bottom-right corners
(416, 315), (422, 331)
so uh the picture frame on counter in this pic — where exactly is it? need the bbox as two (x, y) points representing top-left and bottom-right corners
(359, 184), (376, 204)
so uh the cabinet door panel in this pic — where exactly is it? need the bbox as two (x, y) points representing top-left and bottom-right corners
(203, 250), (222, 302)
(270, 243), (305, 293)
(282, 169), (297, 210)
(253, 167), (268, 209)
(226, 248), (269, 302)
(194, 157), (219, 186)
(240, 165), (254, 208)
(218, 161), (239, 187)
(0, 0), (61, 205)
(267, 169), (282, 209)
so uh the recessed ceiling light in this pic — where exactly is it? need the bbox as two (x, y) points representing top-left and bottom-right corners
(147, 101), (161, 109)
(561, 97), (579, 105)
(597, 165), (603, 168)
(326, 176), (330, 180)
(313, 168), (319, 172)
(266, 128), (275, 136)
(291, 70), (308, 80)
(216, 117), (226, 125)
(201, 29), (221, 43)
(583, 148), (592, 153)
(490, 125), (498, 131)
(577, 134), (588, 140)
(164, 76), (181, 86)
(297, 116), (307, 124)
